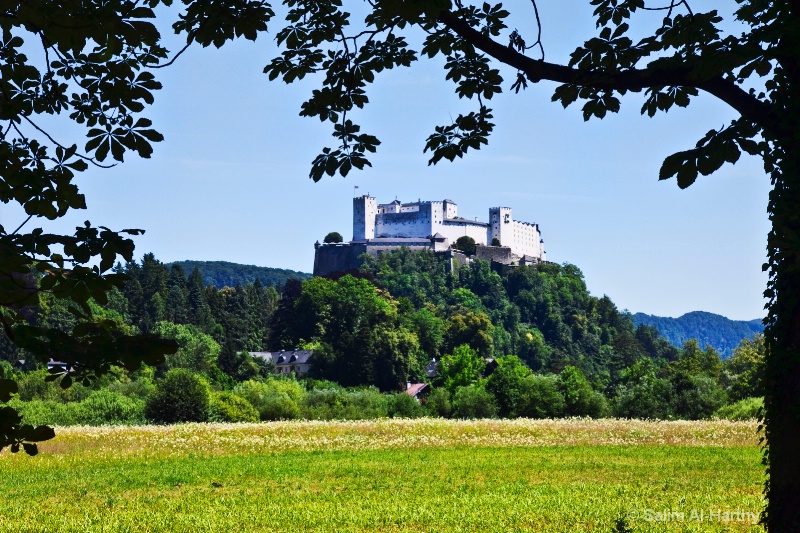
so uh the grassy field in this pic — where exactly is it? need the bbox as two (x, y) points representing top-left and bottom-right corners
(0, 419), (763, 532)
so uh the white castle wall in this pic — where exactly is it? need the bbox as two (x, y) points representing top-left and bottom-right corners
(375, 202), (432, 238)
(489, 206), (545, 259)
(489, 207), (512, 247)
(353, 195), (545, 261)
(439, 220), (489, 245)
(508, 220), (544, 259)
(353, 196), (378, 240)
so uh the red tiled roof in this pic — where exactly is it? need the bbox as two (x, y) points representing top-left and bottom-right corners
(405, 383), (429, 397)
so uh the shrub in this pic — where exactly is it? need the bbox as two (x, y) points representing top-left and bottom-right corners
(232, 379), (304, 421)
(452, 384), (498, 419)
(388, 392), (424, 418)
(584, 391), (611, 418)
(208, 391), (260, 423)
(106, 377), (157, 402)
(425, 387), (453, 418)
(15, 369), (92, 403)
(323, 231), (343, 243)
(517, 374), (565, 419)
(8, 398), (76, 426)
(72, 390), (146, 425)
(485, 356), (533, 418)
(672, 375), (727, 420)
(9, 391), (145, 426)
(613, 378), (674, 420)
(301, 387), (388, 420)
(145, 369), (210, 423)
(559, 366), (607, 417)
(453, 236), (477, 256)
(714, 397), (764, 421)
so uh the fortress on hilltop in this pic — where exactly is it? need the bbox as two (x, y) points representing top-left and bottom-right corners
(313, 196), (546, 276)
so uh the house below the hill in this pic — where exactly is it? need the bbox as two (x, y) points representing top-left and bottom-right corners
(249, 350), (313, 377)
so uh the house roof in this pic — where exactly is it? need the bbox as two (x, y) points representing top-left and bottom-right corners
(249, 350), (313, 365)
(425, 359), (439, 378)
(405, 383), (429, 397)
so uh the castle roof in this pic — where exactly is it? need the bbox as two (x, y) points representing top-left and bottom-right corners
(443, 218), (490, 228)
(351, 237), (433, 244)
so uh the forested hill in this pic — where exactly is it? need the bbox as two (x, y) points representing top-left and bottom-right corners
(167, 261), (311, 288)
(632, 311), (764, 358)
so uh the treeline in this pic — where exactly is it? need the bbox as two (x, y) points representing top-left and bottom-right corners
(167, 260), (311, 290)
(632, 311), (764, 358)
(1, 249), (764, 425)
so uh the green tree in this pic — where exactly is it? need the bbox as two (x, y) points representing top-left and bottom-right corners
(208, 391), (259, 423)
(409, 305), (447, 360)
(516, 326), (551, 372)
(425, 387), (453, 418)
(218, 342), (259, 383)
(671, 373), (728, 421)
(145, 369), (210, 424)
(270, 275), (419, 390)
(485, 355), (533, 418)
(437, 344), (485, 394)
(670, 339), (724, 381)
(634, 324), (680, 363)
(517, 374), (566, 419)
(453, 236), (477, 256)
(443, 312), (494, 359)
(232, 379), (304, 421)
(388, 392), (425, 418)
(449, 288), (485, 314)
(451, 383), (498, 419)
(165, 264), (189, 325)
(187, 268), (216, 334)
(152, 321), (221, 378)
(724, 334), (766, 402)
(613, 359), (674, 420)
(361, 247), (451, 308)
(558, 366), (608, 418)
(323, 232), (344, 244)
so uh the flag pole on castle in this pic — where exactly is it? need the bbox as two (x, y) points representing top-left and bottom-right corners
(354, 185), (359, 198)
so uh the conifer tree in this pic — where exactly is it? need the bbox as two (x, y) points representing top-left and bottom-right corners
(187, 268), (216, 334)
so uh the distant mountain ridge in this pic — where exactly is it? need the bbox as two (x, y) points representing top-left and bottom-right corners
(168, 260), (311, 288)
(632, 311), (764, 358)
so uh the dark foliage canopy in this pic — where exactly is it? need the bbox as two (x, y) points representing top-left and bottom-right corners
(323, 232), (344, 244)
(453, 236), (477, 256)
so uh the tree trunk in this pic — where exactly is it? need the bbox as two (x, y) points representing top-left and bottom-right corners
(763, 134), (800, 531)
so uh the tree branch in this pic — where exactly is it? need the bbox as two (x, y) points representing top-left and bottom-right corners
(150, 41), (192, 69)
(437, 10), (780, 135)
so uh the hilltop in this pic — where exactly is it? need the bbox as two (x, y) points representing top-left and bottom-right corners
(632, 311), (764, 358)
(168, 260), (311, 288)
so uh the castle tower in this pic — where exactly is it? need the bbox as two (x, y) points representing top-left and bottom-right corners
(443, 199), (457, 219)
(489, 207), (512, 246)
(353, 195), (377, 241)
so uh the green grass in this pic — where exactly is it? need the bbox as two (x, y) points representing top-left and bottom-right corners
(0, 419), (764, 532)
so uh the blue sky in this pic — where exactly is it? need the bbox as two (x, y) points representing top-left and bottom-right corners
(0, 2), (770, 321)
